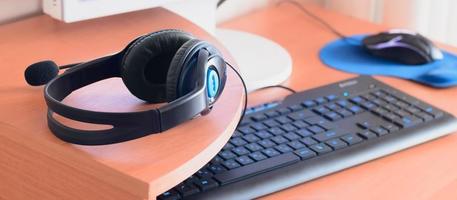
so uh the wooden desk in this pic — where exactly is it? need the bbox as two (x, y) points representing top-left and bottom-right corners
(221, 3), (457, 200)
(0, 8), (243, 200)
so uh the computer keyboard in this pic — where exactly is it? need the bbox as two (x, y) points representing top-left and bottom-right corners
(158, 76), (457, 200)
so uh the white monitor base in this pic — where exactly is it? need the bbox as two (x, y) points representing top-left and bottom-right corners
(215, 29), (292, 92)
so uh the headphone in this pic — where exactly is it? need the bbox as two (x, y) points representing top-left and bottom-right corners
(24, 29), (227, 145)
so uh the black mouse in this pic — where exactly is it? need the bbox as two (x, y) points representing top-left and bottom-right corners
(362, 29), (443, 65)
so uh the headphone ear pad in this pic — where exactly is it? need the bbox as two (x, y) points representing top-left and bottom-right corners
(166, 39), (202, 101)
(121, 30), (193, 103)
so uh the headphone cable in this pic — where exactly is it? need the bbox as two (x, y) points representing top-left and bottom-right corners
(277, 0), (359, 44)
(225, 62), (248, 129)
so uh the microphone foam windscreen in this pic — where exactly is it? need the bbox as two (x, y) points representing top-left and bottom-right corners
(24, 60), (59, 86)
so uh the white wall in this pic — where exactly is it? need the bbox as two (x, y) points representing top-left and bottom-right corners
(0, 0), (42, 24)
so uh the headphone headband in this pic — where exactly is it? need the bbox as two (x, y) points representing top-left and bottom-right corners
(45, 49), (220, 145)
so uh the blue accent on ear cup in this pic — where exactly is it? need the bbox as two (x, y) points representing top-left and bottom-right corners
(207, 68), (219, 98)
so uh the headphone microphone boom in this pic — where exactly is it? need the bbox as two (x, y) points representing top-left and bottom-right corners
(24, 29), (228, 145)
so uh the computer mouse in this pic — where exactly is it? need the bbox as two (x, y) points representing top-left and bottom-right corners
(362, 29), (443, 65)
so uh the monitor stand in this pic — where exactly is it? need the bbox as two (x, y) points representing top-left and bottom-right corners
(215, 29), (292, 92)
(163, 0), (292, 92)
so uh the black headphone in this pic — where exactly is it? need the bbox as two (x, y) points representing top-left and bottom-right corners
(24, 29), (227, 145)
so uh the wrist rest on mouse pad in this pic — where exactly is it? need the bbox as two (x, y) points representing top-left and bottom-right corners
(319, 35), (457, 88)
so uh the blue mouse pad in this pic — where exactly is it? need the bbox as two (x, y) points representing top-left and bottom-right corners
(319, 35), (457, 88)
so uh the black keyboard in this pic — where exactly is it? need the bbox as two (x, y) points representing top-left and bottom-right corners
(158, 76), (457, 200)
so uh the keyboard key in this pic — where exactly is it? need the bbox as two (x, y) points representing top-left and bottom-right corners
(238, 126), (255, 134)
(175, 183), (199, 197)
(263, 119), (280, 128)
(326, 138), (348, 150)
(381, 123), (399, 133)
(294, 148), (317, 160)
(251, 123), (268, 131)
(262, 148), (281, 157)
(196, 169), (213, 178)
(211, 155), (223, 164)
(249, 151), (268, 161)
(288, 141), (306, 150)
(341, 134), (364, 145)
(313, 130), (345, 142)
(315, 97), (327, 104)
(325, 103), (341, 110)
(245, 143), (263, 152)
(309, 143), (333, 155)
(288, 104), (303, 111)
(194, 178), (218, 191)
(360, 102), (377, 110)
(255, 130), (273, 139)
(223, 159), (241, 170)
(350, 96), (364, 104)
(219, 150), (237, 160)
(232, 146), (250, 156)
(288, 111), (314, 120)
(275, 116), (292, 124)
(372, 107), (389, 116)
(357, 121), (373, 129)
(406, 106), (420, 114)
(275, 144), (294, 153)
(358, 130), (377, 140)
(251, 114), (267, 122)
(296, 128), (313, 138)
(236, 156), (254, 166)
(394, 109), (410, 117)
(268, 127), (285, 135)
(208, 164), (227, 174)
(348, 105), (363, 114)
(158, 190), (180, 200)
(324, 111), (342, 121)
(214, 153), (300, 185)
(222, 143), (234, 151)
(396, 116), (422, 128)
(336, 99), (349, 107)
(313, 106), (330, 115)
(232, 131), (242, 137)
(271, 135), (289, 144)
(383, 113), (401, 122)
(284, 132), (300, 141)
(265, 110), (279, 118)
(416, 112), (433, 122)
(300, 137), (318, 146)
(293, 120), (309, 128)
(258, 139), (276, 148)
(304, 116), (325, 125)
(231, 137), (247, 146)
(383, 104), (399, 112)
(277, 107), (291, 115)
(281, 124), (297, 132)
(421, 106), (444, 118)
(302, 100), (316, 108)
(370, 126), (389, 136)
(307, 125), (325, 134)
(326, 94), (338, 101)
(336, 108), (353, 118)
(243, 134), (260, 143)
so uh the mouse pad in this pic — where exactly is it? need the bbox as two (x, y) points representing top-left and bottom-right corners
(319, 35), (457, 88)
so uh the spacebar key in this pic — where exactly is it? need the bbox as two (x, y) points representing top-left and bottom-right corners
(214, 153), (300, 185)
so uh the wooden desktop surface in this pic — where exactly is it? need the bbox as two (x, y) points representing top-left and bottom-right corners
(221, 3), (457, 200)
(0, 8), (243, 200)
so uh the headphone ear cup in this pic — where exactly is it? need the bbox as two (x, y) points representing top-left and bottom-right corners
(166, 39), (201, 102)
(121, 30), (193, 103)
